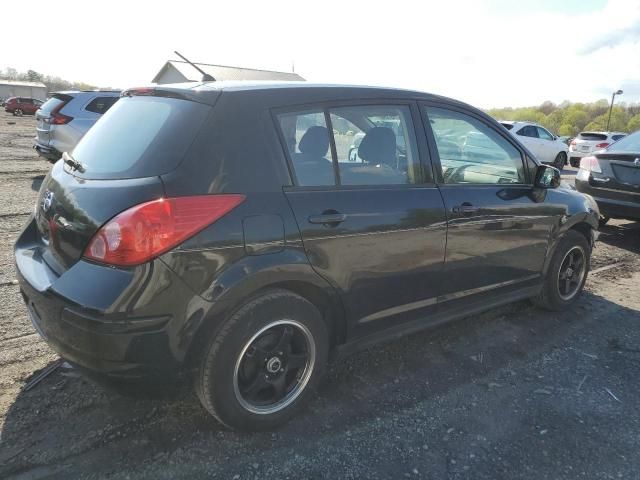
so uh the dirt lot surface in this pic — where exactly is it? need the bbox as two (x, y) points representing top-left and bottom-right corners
(1, 111), (640, 479)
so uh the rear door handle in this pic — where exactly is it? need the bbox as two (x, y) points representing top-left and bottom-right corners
(308, 212), (347, 225)
(452, 203), (478, 214)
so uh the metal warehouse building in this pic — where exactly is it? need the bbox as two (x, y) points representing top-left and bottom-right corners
(0, 80), (47, 101)
(153, 60), (305, 84)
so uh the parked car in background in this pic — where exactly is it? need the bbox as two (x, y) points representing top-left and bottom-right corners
(4, 97), (43, 116)
(16, 82), (598, 431)
(568, 131), (627, 167)
(500, 121), (568, 169)
(34, 90), (120, 162)
(557, 135), (572, 145)
(575, 130), (640, 224)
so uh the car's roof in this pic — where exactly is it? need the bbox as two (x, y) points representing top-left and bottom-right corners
(128, 80), (470, 108)
(52, 90), (121, 96)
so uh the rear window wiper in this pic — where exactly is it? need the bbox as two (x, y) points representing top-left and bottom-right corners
(62, 152), (85, 173)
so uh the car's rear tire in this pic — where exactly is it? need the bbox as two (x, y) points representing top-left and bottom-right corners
(533, 229), (590, 311)
(553, 152), (566, 170)
(195, 289), (329, 431)
(570, 157), (580, 168)
(13, 109), (23, 117)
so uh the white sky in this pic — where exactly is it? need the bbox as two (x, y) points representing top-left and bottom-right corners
(1, 0), (639, 108)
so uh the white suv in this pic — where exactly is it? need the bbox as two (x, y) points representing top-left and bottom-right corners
(500, 121), (569, 170)
(568, 131), (627, 167)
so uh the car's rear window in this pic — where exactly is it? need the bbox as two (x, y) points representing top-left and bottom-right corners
(40, 94), (73, 115)
(71, 96), (211, 179)
(500, 123), (514, 131)
(578, 132), (607, 141)
(606, 131), (640, 152)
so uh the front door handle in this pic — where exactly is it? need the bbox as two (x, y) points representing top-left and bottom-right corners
(452, 203), (479, 214)
(308, 212), (347, 225)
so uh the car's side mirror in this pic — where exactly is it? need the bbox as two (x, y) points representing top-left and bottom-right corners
(535, 164), (561, 188)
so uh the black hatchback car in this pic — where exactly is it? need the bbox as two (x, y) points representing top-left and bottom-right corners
(575, 130), (640, 224)
(15, 82), (599, 430)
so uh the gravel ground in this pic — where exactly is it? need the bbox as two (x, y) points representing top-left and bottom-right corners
(1, 111), (640, 479)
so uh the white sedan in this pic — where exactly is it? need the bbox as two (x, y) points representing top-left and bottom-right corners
(500, 121), (569, 170)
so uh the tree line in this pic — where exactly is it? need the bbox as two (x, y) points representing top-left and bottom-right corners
(488, 100), (640, 136)
(0, 67), (97, 94)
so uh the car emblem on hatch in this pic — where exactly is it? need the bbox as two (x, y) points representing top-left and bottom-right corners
(41, 190), (54, 212)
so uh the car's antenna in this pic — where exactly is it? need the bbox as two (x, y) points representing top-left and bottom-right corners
(174, 51), (216, 82)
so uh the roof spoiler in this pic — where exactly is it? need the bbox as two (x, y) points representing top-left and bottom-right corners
(174, 51), (216, 82)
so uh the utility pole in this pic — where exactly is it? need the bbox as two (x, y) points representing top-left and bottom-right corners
(607, 89), (623, 131)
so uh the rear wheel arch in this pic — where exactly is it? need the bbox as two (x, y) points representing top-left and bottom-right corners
(184, 272), (345, 369)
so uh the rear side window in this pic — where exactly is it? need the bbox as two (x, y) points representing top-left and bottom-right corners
(71, 96), (211, 179)
(579, 132), (607, 141)
(278, 105), (422, 186)
(85, 96), (119, 114)
(611, 134), (626, 141)
(500, 123), (514, 131)
(40, 94), (73, 115)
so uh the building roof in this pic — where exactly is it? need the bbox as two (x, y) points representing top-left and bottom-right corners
(152, 60), (305, 84)
(0, 79), (47, 88)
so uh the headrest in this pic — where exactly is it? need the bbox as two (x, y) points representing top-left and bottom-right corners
(298, 126), (329, 157)
(357, 127), (396, 165)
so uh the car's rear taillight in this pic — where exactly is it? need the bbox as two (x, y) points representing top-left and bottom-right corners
(570, 139), (577, 146)
(595, 142), (609, 149)
(84, 195), (245, 266)
(579, 156), (602, 173)
(46, 101), (73, 125)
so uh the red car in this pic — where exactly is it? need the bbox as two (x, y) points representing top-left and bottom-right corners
(4, 97), (44, 116)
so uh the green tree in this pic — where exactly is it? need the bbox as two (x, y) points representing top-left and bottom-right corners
(627, 114), (640, 133)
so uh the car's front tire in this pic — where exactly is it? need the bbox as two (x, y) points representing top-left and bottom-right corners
(533, 229), (590, 311)
(195, 289), (329, 431)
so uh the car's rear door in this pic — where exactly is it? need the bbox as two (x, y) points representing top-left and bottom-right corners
(422, 103), (558, 310)
(516, 125), (542, 159)
(277, 102), (447, 339)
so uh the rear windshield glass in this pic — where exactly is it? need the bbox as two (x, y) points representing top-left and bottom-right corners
(39, 94), (73, 114)
(578, 132), (607, 141)
(500, 123), (514, 131)
(71, 96), (211, 179)
(606, 131), (640, 152)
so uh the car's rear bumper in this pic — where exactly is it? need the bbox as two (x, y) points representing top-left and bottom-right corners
(575, 179), (640, 220)
(14, 219), (196, 379)
(33, 142), (62, 161)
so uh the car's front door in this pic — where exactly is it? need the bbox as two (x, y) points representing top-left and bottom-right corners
(277, 103), (448, 339)
(536, 126), (557, 163)
(422, 104), (558, 309)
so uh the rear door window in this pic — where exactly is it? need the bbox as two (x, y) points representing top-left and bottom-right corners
(71, 96), (211, 179)
(277, 104), (423, 186)
(517, 125), (538, 138)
